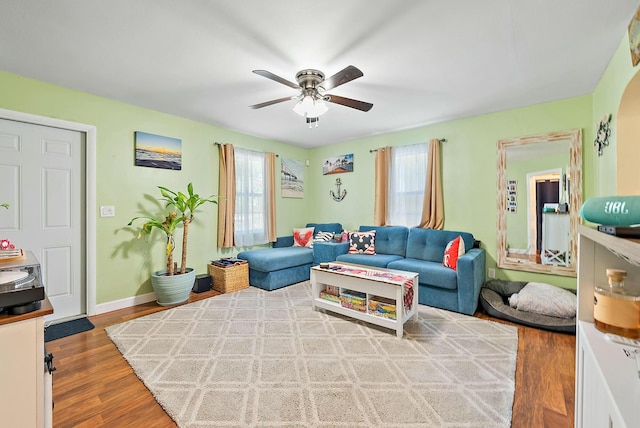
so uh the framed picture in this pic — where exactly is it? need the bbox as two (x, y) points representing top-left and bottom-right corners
(281, 158), (304, 198)
(629, 6), (640, 67)
(322, 154), (353, 175)
(135, 131), (182, 170)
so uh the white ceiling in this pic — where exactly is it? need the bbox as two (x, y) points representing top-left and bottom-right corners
(1, 1), (638, 148)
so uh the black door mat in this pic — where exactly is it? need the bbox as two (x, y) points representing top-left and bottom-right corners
(45, 317), (95, 342)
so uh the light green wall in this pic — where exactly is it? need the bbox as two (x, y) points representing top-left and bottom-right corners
(308, 96), (592, 289)
(592, 33), (640, 197)
(0, 71), (310, 304)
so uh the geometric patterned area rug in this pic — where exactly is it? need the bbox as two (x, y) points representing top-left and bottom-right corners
(106, 281), (518, 427)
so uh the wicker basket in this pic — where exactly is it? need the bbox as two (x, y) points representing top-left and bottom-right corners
(208, 261), (249, 293)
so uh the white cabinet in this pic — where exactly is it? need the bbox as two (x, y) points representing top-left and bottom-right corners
(575, 226), (640, 428)
(542, 212), (570, 266)
(0, 297), (53, 428)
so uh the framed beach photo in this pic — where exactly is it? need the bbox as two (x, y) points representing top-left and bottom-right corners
(281, 158), (304, 198)
(322, 153), (354, 175)
(134, 131), (182, 170)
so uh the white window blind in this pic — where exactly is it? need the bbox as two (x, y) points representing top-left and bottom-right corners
(234, 147), (269, 246)
(388, 143), (429, 227)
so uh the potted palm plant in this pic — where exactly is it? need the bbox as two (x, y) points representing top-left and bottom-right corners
(128, 183), (217, 306)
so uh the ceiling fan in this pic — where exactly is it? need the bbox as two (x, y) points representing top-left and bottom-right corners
(249, 65), (373, 127)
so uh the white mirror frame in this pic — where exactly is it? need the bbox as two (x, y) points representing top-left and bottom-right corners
(497, 129), (582, 277)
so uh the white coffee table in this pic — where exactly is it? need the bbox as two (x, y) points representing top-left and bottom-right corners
(310, 262), (419, 338)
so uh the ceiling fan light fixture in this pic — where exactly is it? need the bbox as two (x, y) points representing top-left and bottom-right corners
(293, 95), (328, 118)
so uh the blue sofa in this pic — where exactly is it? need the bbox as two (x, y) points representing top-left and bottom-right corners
(236, 223), (342, 291)
(331, 225), (486, 315)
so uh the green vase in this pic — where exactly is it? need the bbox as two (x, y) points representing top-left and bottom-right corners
(151, 268), (196, 306)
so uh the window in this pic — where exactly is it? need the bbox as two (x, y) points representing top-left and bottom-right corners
(388, 143), (429, 227)
(234, 147), (270, 246)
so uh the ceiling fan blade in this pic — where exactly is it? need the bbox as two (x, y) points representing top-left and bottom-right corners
(321, 65), (363, 91)
(249, 96), (295, 109)
(326, 95), (373, 112)
(252, 70), (300, 89)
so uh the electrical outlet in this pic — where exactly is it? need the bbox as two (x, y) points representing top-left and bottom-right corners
(488, 268), (496, 279)
(100, 206), (115, 217)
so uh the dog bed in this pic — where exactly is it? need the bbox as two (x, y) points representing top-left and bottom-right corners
(479, 279), (576, 334)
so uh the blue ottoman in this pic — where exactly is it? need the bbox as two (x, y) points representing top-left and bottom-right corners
(237, 247), (313, 291)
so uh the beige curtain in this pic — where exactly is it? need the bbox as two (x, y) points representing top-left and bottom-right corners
(418, 138), (444, 229)
(373, 146), (391, 226)
(266, 152), (277, 242)
(217, 143), (236, 248)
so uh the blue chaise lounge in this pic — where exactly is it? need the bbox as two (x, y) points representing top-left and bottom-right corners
(237, 222), (342, 291)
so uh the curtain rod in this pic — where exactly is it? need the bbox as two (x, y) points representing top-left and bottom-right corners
(369, 138), (447, 153)
(214, 142), (279, 157)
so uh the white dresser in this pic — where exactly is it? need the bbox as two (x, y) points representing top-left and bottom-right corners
(575, 226), (640, 427)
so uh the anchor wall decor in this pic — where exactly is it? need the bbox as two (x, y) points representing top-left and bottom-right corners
(330, 178), (347, 202)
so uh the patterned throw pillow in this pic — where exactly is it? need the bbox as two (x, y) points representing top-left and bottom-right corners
(293, 227), (314, 248)
(348, 231), (376, 255)
(443, 235), (465, 270)
(313, 231), (334, 243)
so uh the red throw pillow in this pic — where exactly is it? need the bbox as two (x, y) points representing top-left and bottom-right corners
(293, 227), (314, 248)
(443, 236), (465, 270)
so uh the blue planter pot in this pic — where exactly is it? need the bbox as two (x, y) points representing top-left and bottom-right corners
(151, 268), (196, 306)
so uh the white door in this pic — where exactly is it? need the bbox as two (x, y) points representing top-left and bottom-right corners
(0, 118), (85, 322)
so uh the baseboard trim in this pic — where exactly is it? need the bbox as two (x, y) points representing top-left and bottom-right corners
(96, 292), (157, 315)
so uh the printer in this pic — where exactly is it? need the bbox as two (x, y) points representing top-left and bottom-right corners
(0, 250), (45, 315)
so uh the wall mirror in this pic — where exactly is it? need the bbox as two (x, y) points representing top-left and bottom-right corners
(497, 129), (582, 277)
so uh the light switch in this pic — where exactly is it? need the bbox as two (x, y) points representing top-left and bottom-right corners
(100, 206), (115, 217)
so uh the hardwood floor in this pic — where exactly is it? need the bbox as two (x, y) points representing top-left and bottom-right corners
(48, 290), (576, 428)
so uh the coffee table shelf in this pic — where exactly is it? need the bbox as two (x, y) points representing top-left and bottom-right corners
(310, 263), (419, 338)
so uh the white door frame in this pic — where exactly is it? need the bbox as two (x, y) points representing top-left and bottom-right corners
(0, 108), (97, 317)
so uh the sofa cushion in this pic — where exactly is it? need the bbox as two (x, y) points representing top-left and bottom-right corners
(336, 253), (403, 268)
(237, 247), (312, 272)
(388, 258), (458, 290)
(307, 223), (343, 235)
(406, 228), (475, 263)
(313, 241), (350, 265)
(358, 225), (409, 257)
(348, 230), (376, 254)
(293, 227), (314, 248)
(443, 235), (465, 270)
